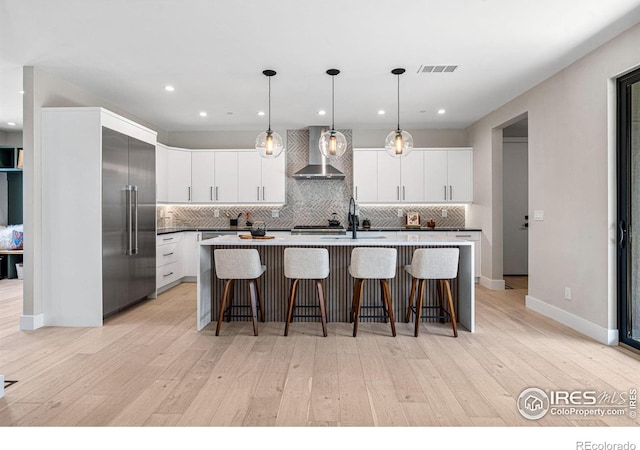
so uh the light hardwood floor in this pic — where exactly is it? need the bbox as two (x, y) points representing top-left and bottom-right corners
(0, 278), (638, 427)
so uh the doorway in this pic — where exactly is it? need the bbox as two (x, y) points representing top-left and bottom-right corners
(617, 67), (640, 351)
(502, 119), (528, 292)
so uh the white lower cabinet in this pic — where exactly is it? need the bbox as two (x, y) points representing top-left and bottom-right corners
(446, 231), (481, 281)
(156, 233), (183, 290)
(181, 231), (200, 279)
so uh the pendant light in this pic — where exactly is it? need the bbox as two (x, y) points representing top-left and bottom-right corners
(319, 69), (347, 159)
(385, 68), (413, 158)
(256, 69), (284, 158)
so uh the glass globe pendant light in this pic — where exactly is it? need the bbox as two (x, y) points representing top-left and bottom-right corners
(385, 68), (413, 158)
(319, 69), (347, 159)
(256, 69), (284, 158)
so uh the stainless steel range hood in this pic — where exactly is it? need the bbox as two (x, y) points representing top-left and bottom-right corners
(292, 126), (345, 180)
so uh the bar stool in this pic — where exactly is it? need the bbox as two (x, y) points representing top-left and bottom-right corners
(214, 249), (266, 336)
(405, 248), (459, 337)
(283, 248), (329, 337)
(349, 247), (397, 337)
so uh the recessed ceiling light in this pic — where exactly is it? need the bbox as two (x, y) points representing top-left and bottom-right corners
(378, 110), (385, 115)
(318, 110), (326, 116)
(199, 112), (207, 117)
(164, 85), (175, 92)
(7, 122), (16, 126)
(18, 90), (24, 95)
(419, 110), (427, 113)
(257, 111), (265, 116)
(438, 109), (446, 115)
(227, 112), (234, 115)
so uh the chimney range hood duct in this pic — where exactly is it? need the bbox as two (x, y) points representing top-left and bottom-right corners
(292, 126), (345, 180)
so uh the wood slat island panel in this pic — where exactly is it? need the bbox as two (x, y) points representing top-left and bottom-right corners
(196, 233), (475, 333)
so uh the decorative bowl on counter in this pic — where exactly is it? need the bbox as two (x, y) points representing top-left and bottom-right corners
(250, 221), (266, 237)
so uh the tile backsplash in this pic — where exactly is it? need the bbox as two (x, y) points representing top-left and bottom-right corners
(157, 128), (466, 229)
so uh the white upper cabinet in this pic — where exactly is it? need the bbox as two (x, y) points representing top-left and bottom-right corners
(213, 152), (239, 203)
(354, 148), (472, 204)
(167, 148), (192, 203)
(424, 148), (473, 203)
(353, 150), (378, 202)
(191, 151), (216, 202)
(156, 143), (168, 202)
(237, 150), (286, 203)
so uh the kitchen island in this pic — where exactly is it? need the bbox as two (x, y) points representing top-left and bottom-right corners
(196, 232), (475, 333)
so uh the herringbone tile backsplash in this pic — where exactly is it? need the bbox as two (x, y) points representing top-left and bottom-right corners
(158, 129), (465, 229)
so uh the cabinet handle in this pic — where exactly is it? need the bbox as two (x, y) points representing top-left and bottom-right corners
(444, 186), (447, 201)
(257, 186), (260, 201)
(163, 252), (174, 256)
(262, 186), (265, 201)
(162, 237), (174, 241)
(163, 271), (174, 277)
(449, 185), (453, 200)
(215, 186), (219, 201)
(355, 186), (358, 200)
(455, 235), (471, 238)
(397, 186), (400, 200)
(402, 186), (405, 200)
(188, 187), (191, 201)
(210, 186), (213, 201)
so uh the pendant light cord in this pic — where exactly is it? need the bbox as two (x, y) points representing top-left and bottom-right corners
(331, 75), (335, 130)
(268, 76), (272, 132)
(396, 73), (400, 131)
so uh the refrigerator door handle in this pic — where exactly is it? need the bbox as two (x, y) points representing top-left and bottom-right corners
(125, 185), (133, 255)
(132, 185), (139, 255)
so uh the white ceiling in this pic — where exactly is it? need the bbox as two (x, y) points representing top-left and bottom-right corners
(2, 0), (640, 133)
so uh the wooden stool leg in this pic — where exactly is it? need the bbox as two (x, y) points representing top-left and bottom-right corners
(284, 279), (299, 336)
(353, 279), (365, 337)
(379, 279), (389, 323)
(437, 279), (446, 323)
(248, 279), (259, 336)
(216, 279), (232, 336)
(406, 277), (417, 323)
(381, 280), (396, 337)
(443, 280), (458, 337)
(256, 278), (265, 322)
(350, 278), (360, 323)
(316, 280), (328, 337)
(414, 279), (425, 337)
(226, 279), (235, 322)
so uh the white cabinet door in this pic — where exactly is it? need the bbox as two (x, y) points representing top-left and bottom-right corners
(377, 152), (401, 203)
(191, 151), (216, 202)
(424, 150), (448, 202)
(237, 151), (262, 202)
(167, 149), (192, 203)
(353, 150), (378, 202)
(156, 144), (168, 202)
(447, 149), (472, 203)
(181, 231), (200, 278)
(400, 151), (424, 202)
(214, 152), (238, 202)
(261, 153), (286, 203)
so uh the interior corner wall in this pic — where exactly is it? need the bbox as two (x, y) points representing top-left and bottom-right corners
(466, 22), (640, 340)
(0, 131), (23, 147)
(22, 66), (168, 325)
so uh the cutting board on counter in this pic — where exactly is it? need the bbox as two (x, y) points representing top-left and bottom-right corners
(239, 234), (275, 240)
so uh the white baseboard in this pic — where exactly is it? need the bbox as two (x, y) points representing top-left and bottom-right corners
(480, 276), (505, 290)
(20, 314), (44, 330)
(525, 295), (618, 345)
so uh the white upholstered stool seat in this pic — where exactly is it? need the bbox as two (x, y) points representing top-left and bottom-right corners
(405, 248), (459, 337)
(349, 247), (397, 337)
(284, 248), (330, 337)
(214, 249), (266, 336)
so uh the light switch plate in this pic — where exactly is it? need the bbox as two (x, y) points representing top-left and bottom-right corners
(441, 210), (448, 218)
(214, 209), (219, 218)
(534, 210), (544, 221)
(271, 210), (279, 218)
(397, 209), (403, 217)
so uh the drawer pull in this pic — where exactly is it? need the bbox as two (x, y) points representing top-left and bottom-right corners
(456, 234), (472, 238)
(163, 271), (174, 277)
(163, 252), (174, 256)
(162, 237), (174, 241)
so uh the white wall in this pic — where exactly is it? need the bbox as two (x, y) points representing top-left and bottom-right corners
(21, 67), (167, 326)
(466, 22), (640, 343)
(0, 131), (23, 147)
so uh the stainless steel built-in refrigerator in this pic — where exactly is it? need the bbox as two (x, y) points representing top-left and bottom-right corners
(102, 127), (156, 318)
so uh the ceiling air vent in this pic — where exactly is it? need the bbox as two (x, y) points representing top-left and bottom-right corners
(418, 65), (458, 73)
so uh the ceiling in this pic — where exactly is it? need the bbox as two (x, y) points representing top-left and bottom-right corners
(2, 0), (640, 133)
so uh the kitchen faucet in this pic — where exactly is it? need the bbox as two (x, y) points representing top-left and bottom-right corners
(348, 197), (357, 239)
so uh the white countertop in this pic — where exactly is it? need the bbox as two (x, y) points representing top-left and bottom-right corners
(200, 232), (473, 247)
